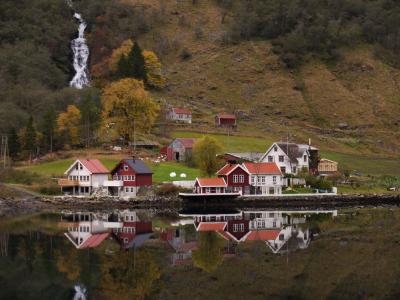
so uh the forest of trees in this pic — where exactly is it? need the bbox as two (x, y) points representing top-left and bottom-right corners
(0, 0), (163, 159)
(219, 0), (400, 67)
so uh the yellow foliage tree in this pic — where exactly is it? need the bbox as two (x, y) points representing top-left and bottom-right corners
(108, 39), (134, 73)
(57, 105), (81, 147)
(109, 39), (166, 88)
(101, 78), (160, 142)
(143, 50), (166, 89)
(193, 136), (223, 176)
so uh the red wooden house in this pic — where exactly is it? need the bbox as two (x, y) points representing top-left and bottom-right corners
(215, 114), (237, 128)
(111, 158), (153, 197)
(194, 178), (227, 194)
(216, 163), (250, 195)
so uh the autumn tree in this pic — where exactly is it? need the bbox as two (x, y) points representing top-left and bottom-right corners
(57, 105), (81, 148)
(109, 39), (134, 73)
(143, 50), (166, 88)
(193, 136), (223, 176)
(192, 232), (224, 273)
(101, 78), (159, 144)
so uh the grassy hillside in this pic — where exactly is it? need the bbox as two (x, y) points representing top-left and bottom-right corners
(125, 0), (400, 156)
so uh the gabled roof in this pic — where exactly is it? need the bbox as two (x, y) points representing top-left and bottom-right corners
(196, 177), (227, 187)
(125, 159), (153, 174)
(242, 162), (282, 175)
(197, 222), (227, 231)
(245, 230), (281, 241)
(225, 152), (264, 162)
(260, 142), (318, 163)
(111, 159), (153, 174)
(79, 233), (110, 249)
(319, 158), (338, 164)
(216, 163), (248, 176)
(65, 159), (109, 175)
(172, 107), (192, 115)
(217, 114), (236, 119)
(173, 138), (197, 148)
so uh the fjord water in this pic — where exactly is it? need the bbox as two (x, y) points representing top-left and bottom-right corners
(1, 207), (400, 300)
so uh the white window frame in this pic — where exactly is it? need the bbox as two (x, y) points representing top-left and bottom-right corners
(239, 175), (244, 183)
(233, 175), (238, 183)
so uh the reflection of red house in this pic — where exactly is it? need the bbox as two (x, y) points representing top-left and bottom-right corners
(217, 164), (250, 195)
(113, 221), (153, 249)
(215, 114), (236, 128)
(245, 230), (281, 241)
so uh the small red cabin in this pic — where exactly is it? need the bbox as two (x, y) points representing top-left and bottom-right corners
(215, 114), (237, 128)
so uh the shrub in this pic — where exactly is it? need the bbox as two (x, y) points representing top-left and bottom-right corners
(155, 184), (180, 196)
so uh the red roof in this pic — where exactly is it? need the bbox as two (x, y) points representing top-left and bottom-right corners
(197, 222), (227, 231)
(79, 233), (110, 249)
(196, 177), (227, 187)
(243, 162), (281, 175)
(79, 159), (109, 174)
(245, 230), (280, 241)
(216, 163), (247, 176)
(173, 107), (192, 115)
(217, 114), (236, 120)
(175, 138), (197, 148)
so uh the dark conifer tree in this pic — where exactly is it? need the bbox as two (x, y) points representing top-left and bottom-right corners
(127, 41), (146, 81)
(8, 127), (20, 159)
(24, 116), (37, 160)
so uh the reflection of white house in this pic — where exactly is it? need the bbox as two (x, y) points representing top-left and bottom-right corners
(259, 142), (318, 175)
(243, 211), (288, 230)
(58, 159), (110, 196)
(266, 226), (310, 254)
(62, 212), (122, 249)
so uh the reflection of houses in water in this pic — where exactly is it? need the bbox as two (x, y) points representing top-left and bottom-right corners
(160, 228), (198, 266)
(179, 210), (337, 254)
(61, 210), (153, 250)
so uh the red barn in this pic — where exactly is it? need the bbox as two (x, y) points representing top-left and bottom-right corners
(167, 138), (197, 162)
(111, 158), (153, 197)
(215, 114), (237, 128)
(216, 163), (250, 195)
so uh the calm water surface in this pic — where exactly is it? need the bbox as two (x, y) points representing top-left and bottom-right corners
(1, 206), (400, 300)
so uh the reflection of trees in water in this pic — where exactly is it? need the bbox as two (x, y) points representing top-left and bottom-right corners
(192, 232), (224, 273)
(0, 232), (9, 257)
(96, 249), (160, 300)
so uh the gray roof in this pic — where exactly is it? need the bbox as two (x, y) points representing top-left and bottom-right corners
(276, 143), (318, 163)
(225, 152), (264, 162)
(125, 159), (153, 174)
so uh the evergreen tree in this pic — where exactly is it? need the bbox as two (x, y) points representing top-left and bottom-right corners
(42, 107), (57, 153)
(78, 88), (101, 147)
(8, 127), (20, 159)
(24, 116), (37, 160)
(127, 41), (146, 81)
(116, 54), (129, 78)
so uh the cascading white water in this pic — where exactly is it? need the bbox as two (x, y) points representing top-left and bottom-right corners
(67, 1), (90, 89)
(73, 285), (87, 300)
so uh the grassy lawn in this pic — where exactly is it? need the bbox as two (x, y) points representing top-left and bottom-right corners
(18, 158), (201, 184)
(172, 131), (272, 152)
(149, 161), (201, 183)
(320, 151), (400, 176)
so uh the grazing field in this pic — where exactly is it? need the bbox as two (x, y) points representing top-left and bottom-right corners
(174, 131), (400, 176)
(18, 158), (201, 184)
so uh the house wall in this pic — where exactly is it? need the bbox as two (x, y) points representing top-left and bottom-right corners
(318, 161), (338, 172)
(194, 182), (226, 194)
(260, 144), (294, 174)
(227, 219), (249, 240)
(66, 161), (108, 195)
(112, 162), (138, 187)
(220, 167), (250, 194)
(249, 174), (283, 195)
(216, 117), (236, 127)
(169, 111), (192, 123)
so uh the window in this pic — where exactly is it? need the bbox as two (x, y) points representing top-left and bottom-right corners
(292, 166), (297, 173)
(280, 167), (286, 173)
(273, 176), (277, 184)
(206, 187), (211, 193)
(268, 155), (273, 162)
(257, 220), (265, 228)
(132, 175), (135, 181)
(304, 155), (307, 162)
(239, 224), (244, 231)
(233, 175), (238, 183)
(279, 155), (284, 162)
(79, 164), (83, 170)
(233, 224), (244, 232)
(251, 176), (256, 184)
(273, 221), (277, 228)
(239, 175), (244, 183)
(279, 234), (284, 241)
(269, 187), (275, 194)
(75, 163), (78, 170)
(125, 187), (129, 192)
(274, 146), (278, 152)
(124, 165), (128, 171)
(258, 176), (266, 184)
(269, 212), (275, 218)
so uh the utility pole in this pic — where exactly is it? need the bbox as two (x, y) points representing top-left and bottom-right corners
(1, 135), (9, 169)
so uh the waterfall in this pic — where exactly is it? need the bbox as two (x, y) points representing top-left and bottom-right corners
(67, 1), (90, 89)
(73, 285), (87, 300)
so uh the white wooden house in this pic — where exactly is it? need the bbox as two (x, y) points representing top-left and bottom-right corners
(58, 159), (109, 196)
(167, 107), (192, 123)
(259, 142), (319, 176)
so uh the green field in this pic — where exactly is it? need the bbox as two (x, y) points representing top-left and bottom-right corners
(19, 158), (201, 184)
(174, 131), (400, 176)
